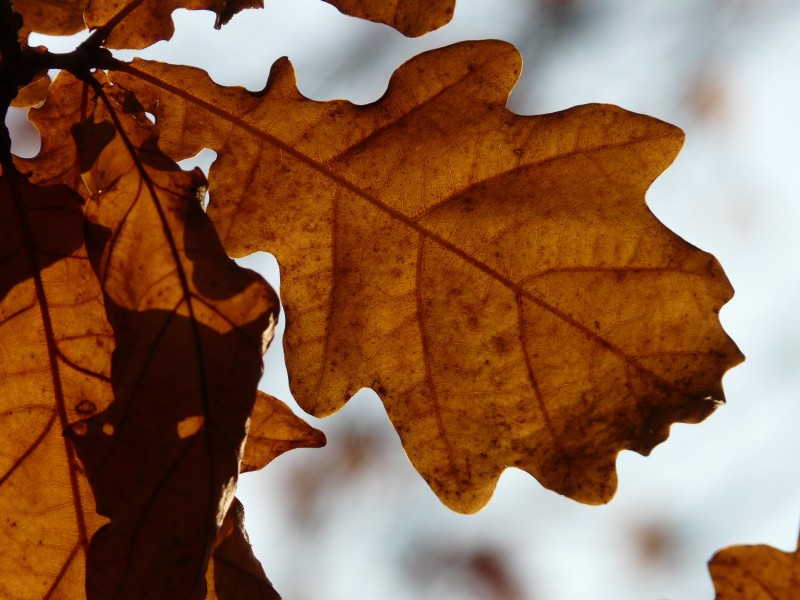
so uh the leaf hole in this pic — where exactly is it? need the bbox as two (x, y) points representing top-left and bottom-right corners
(75, 399), (96, 415)
(177, 415), (205, 439)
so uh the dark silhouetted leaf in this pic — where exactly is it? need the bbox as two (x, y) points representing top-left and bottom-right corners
(323, 0), (455, 36)
(0, 166), (112, 598)
(206, 498), (281, 600)
(710, 534), (800, 599)
(60, 78), (278, 598)
(111, 39), (741, 513)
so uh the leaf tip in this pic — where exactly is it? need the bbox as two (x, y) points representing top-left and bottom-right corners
(260, 56), (298, 98)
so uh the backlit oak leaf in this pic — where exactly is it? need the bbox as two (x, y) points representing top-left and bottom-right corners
(111, 40), (742, 512)
(242, 391), (327, 473)
(13, 0), (88, 39)
(85, 0), (263, 49)
(10, 73), (51, 108)
(710, 534), (800, 599)
(323, 0), (455, 36)
(0, 166), (112, 598)
(15, 71), (95, 197)
(64, 79), (278, 598)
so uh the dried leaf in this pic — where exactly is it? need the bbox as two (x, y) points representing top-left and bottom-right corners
(15, 72), (93, 196)
(242, 391), (326, 473)
(13, 0), (88, 39)
(85, 0), (263, 50)
(111, 39), (741, 512)
(0, 166), (112, 598)
(10, 72), (51, 108)
(206, 498), (281, 600)
(323, 0), (455, 36)
(709, 534), (800, 599)
(62, 79), (278, 598)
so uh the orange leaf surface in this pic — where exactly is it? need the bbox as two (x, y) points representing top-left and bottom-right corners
(12, 0), (88, 39)
(323, 0), (455, 36)
(110, 39), (742, 513)
(10, 72), (51, 108)
(15, 72), (92, 196)
(710, 534), (800, 599)
(84, 0), (263, 49)
(242, 391), (326, 473)
(0, 166), (112, 598)
(60, 77), (279, 597)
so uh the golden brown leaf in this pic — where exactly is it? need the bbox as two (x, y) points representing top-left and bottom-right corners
(85, 0), (263, 50)
(242, 391), (326, 473)
(111, 40), (741, 512)
(206, 498), (281, 600)
(13, 0), (88, 39)
(323, 0), (455, 36)
(0, 166), (112, 598)
(10, 72), (51, 108)
(710, 534), (800, 599)
(62, 79), (279, 598)
(15, 71), (93, 196)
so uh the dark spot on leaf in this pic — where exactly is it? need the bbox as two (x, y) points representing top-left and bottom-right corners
(121, 93), (146, 115)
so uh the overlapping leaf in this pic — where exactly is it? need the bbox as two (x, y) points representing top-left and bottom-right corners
(323, 0), (455, 36)
(10, 73), (51, 108)
(13, 0), (452, 43)
(15, 72), (93, 196)
(13, 0), (262, 48)
(242, 391), (326, 473)
(0, 166), (112, 598)
(60, 76), (278, 598)
(84, 0), (262, 49)
(710, 534), (800, 599)
(109, 39), (742, 512)
(205, 498), (280, 600)
(204, 392), (325, 598)
(13, 0), (88, 39)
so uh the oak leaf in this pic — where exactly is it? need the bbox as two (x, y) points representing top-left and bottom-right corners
(323, 0), (455, 37)
(0, 166), (112, 598)
(242, 391), (327, 473)
(84, 0), (263, 50)
(109, 39), (742, 513)
(709, 534), (800, 599)
(60, 76), (279, 598)
(204, 393), (324, 598)
(10, 72), (51, 108)
(15, 72), (93, 196)
(206, 498), (281, 600)
(204, 392), (325, 597)
(12, 0), (88, 39)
